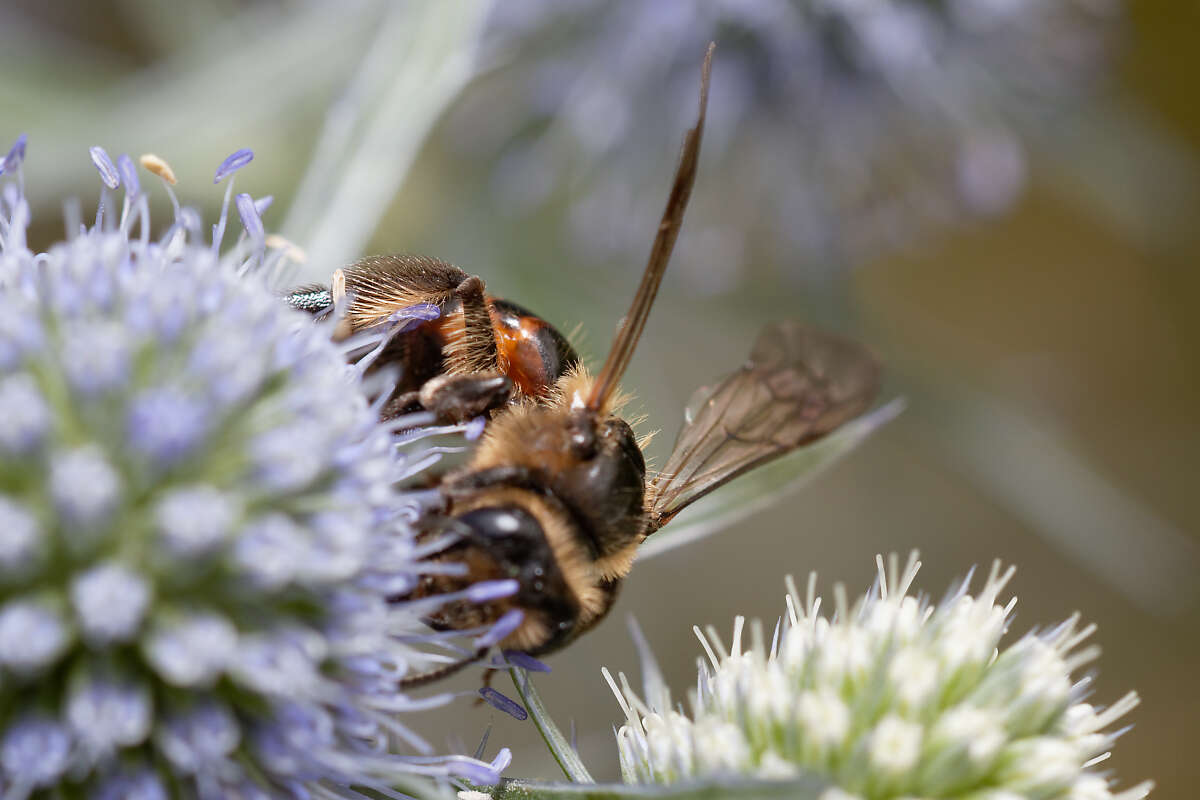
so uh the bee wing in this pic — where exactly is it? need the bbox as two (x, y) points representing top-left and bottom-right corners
(646, 321), (882, 535)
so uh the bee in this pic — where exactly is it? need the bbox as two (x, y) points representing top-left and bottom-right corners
(385, 45), (882, 687)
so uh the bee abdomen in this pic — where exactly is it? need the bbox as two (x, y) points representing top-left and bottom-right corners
(488, 299), (579, 399)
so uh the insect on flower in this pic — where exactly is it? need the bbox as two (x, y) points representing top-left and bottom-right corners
(295, 44), (882, 683)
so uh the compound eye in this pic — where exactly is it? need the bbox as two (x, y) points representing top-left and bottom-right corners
(606, 417), (646, 480)
(457, 505), (545, 543)
(453, 505), (580, 652)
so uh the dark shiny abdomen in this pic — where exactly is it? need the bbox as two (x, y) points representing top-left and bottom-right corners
(488, 298), (579, 398)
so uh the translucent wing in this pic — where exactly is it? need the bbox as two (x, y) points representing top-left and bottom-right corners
(646, 321), (881, 533)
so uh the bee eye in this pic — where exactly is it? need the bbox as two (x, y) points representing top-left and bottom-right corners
(458, 506), (543, 542)
(609, 418), (646, 479)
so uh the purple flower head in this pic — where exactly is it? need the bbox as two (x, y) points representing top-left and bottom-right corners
(0, 141), (512, 796)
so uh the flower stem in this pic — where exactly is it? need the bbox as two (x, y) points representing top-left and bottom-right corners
(509, 668), (593, 784)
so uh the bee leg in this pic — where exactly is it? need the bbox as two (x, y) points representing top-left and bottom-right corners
(397, 646), (489, 689)
(440, 275), (502, 378)
(380, 390), (423, 421)
(417, 373), (513, 424)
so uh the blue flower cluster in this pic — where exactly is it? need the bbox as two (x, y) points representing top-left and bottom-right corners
(0, 137), (507, 798)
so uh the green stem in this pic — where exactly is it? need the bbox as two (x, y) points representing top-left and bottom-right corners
(509, 668), (594, 784)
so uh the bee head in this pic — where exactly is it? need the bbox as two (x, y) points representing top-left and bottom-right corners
(553, 408), (647, 559)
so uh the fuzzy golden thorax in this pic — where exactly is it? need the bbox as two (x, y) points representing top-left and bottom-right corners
(460, 365), (648, 582)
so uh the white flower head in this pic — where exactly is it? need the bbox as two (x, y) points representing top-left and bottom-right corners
(608, 552), (1153, 800)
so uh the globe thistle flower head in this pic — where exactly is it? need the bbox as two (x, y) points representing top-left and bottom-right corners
(607, 553), (1152, 800)
(0, 136), (509, 797)
(454, 0), (1119, 290)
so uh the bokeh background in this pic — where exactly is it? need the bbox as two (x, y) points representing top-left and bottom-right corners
(2, 0), (1197, 796)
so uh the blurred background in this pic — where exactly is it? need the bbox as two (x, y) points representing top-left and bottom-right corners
(1, 0), (1196, 796)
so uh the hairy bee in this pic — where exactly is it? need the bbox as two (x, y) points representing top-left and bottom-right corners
(374, 45), (882, 686)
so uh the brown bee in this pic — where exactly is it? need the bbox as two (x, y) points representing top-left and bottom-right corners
(387, 45), (882, 686)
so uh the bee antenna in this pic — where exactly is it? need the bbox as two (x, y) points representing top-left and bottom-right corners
(586, 42), (713, 412)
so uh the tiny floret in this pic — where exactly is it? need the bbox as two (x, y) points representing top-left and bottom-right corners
(71, 562), (152, 644)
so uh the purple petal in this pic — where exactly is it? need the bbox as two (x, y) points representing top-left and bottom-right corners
(1, 134), (26, 174)
(235, 193), (264, 241)
(254, 195), (274, 215)
(117, 154), (140, 196)
(464, 416), (487, 441)
(392, 303), (442, 335)
(213, 149), (253, 183)
(502, 650), (551, 673)
(491, 747), (513, 772)
(393, 303), (441, 323)
(475, 609), (524, 649)
(478, 687), (528, 721)
(466, 579), (519, 603)
(445, 757), (503, 786)
(89, 146), (120, 189)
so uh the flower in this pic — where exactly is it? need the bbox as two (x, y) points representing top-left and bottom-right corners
(607, 553), (1152, 800)
(0, 137), (509, 797)
(448, 0), (1119, 290)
